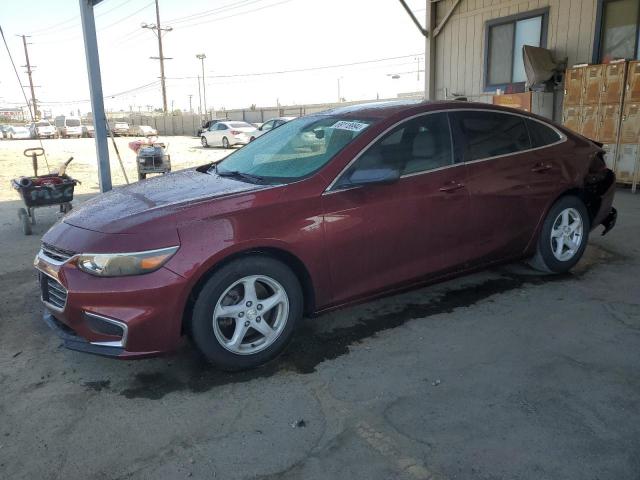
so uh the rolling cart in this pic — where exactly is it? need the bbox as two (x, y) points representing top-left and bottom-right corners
(11, 148), (78, 235)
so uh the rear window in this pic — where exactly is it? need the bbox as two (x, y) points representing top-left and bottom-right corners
(526, 119), (561, 148)
(453, 111), (531, 161)
(229, 122), (252, 129)
(67, 119), (81, 127)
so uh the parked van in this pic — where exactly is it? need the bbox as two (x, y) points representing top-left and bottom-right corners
(54, 116), (83, 138)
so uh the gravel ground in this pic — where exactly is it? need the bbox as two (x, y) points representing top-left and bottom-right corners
(0, 136), (230, 201)
(0, 138), (638, 479)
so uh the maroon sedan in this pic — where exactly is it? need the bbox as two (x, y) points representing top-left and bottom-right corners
(35, 100), (617, 370)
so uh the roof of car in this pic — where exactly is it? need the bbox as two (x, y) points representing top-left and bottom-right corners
(316, 99), (556, 123)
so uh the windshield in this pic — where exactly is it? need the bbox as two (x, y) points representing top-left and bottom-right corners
(36, 121), (50, 127)
(67, 119), (81, 127)
(213, 116), (373, 182)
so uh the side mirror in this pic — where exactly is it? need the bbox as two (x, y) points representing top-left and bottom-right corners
(347, 167), (400, 186)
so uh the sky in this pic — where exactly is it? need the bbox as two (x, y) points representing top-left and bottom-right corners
(0, 0), (427, 116)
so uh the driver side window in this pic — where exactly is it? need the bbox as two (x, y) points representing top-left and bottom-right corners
(217, 123), (228, 131)
(341, 112), (453, 181)
(262, 121), (274, 131)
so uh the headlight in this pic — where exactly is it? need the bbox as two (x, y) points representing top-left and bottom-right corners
(76, 246), (179, 277)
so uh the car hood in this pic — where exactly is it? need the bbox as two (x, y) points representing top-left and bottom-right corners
(63, 168), (266, 234)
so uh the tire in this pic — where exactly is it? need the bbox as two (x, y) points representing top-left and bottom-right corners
(190, 256), (303, 371)
(222, 137), (230, 149)
(529, 195), (590, 273)
(201, 136), (208, 148)
(18, 208), (32, 235)
(138, 172), (146, 181)
(249, 136), (255, 142)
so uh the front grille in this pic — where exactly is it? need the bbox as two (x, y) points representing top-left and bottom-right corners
(41, 242), (75, 263)
(40, 273), (68, 310)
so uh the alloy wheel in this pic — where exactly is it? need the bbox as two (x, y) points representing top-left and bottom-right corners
(212, 275), (289, 355)
(550, 207), (583, 262)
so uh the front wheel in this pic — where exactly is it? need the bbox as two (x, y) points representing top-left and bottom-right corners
(201, 136), (208, 148)
(529, 195), (590, 273)
(222, 136), (230, 149)
(190, 256), (303, 370)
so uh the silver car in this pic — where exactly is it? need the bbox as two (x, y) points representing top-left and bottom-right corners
(250, 116), (296, 141)
(201, 121), (257, 149)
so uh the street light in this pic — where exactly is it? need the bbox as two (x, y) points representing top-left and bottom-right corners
(196, 54), (207, 119)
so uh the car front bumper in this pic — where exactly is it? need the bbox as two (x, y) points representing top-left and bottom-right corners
(35, 250), (188, 359)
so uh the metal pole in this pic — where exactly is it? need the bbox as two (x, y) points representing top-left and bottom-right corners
(79, 0), (112, 192)
(20, 35), (38, 120)
(155, 0), (168, 112)
(425, 0), (436, 100)
(197, 54), (207, 120)
(188, 94), (193, 113)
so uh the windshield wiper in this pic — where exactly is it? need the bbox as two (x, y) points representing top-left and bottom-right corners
(215, 167), (267, 184)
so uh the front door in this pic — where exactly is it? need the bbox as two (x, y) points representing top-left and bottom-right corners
(322, 112), (475, 306)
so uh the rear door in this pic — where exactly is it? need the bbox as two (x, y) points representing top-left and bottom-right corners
(322, 112), (475, 304)
(450, 110), (563, 263)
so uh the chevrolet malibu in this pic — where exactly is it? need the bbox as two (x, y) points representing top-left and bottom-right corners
(35, 100), (617, 370)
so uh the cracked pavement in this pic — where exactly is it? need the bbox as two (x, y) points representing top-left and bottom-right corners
(0, 190), (638, 480)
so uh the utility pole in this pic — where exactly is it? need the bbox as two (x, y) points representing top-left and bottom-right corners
(196, 54), (207, 119)
(188, 94), (193, 113)
(19, 35), (38, 120)
(197, 75), (202, 114)
(142, 0), (172, 112)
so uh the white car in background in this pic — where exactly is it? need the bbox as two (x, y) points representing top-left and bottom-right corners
(6, 125), (31, 139)
(30, 120), (57, 139)
(201, 121), (257, 149)
(129, 125), (158, 137)
(112, 122), (130, 136)
(250, 116), (296, 141)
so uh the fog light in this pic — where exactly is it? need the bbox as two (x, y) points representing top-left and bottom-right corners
(84, 312), (125, 338)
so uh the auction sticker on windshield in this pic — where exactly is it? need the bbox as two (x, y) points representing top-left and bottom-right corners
(331, 120), (369, 132)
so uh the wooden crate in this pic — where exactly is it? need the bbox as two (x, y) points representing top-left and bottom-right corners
(626, 60), (640, 103)
(601, 62), (626, 105)
(562, 105), (582, 133)
(598, 103), (622, 143)
(620, 102), (640, 144)
(564, 67), (584, 106)
(583, 65), (604, 105)
(580, 104), (600, 140)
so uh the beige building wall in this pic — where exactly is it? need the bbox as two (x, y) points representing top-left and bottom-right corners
(434, 0), (599, 101)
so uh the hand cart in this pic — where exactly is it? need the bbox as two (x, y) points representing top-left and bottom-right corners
(10, 148), (79, 235)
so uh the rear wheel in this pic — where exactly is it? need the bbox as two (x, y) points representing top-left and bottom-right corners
(190, 256), (303, 370)
(201, 136), (208, 148)
(529, 195), (590, 273)
(222, 136), (230, 149)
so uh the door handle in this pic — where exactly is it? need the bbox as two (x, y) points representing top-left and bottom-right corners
(439, 181), (465, 192)
(531, 163), (552, 173)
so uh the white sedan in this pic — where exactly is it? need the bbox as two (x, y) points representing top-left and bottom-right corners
(201, 121), (257, 149)
(250, 116), (296, 141)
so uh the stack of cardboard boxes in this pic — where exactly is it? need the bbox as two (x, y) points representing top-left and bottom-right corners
(562, 60), (640, 192)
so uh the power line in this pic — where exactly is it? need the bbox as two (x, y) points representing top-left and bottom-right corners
(30, 0), (137, 36)
(170, 0), (293, 29)
(164, 0), (258, 25)
(166, 53), (424, 80)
